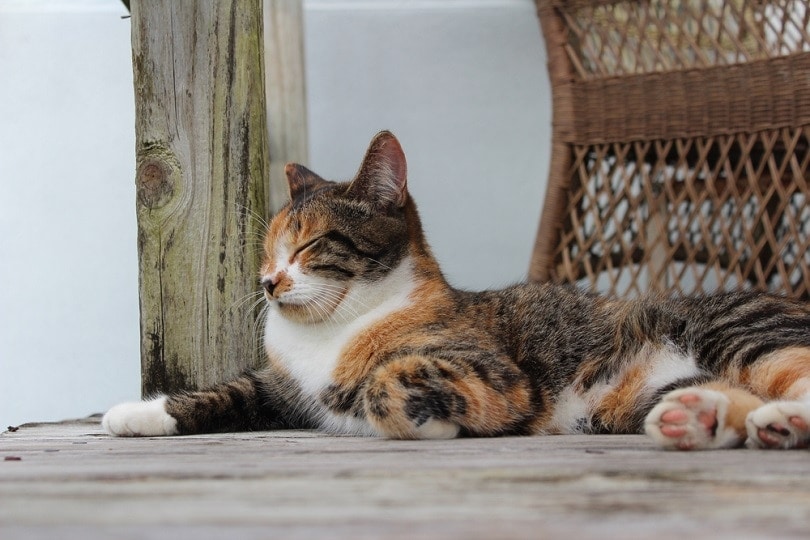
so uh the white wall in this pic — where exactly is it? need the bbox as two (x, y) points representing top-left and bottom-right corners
(304, 0), (550, 290)
(0, 0), (550, 427)
(0, 0), (140, 428)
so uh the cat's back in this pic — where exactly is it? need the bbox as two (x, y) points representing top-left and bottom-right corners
(455, 281), (607, 345)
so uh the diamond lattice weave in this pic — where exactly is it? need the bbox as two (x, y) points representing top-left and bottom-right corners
(530, 0), (810, 298)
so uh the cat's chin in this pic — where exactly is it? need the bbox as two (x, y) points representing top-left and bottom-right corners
(276, 289), (348, 324)
(277, 302), (319, 323)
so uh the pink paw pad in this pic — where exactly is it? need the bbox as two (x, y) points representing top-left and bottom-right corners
(665, 394), (718, 434)
(644, 388), (736, 450)
(677, 394), (701, 405)
(746, 402), (810, 449)
(789, 415), (809, 431)
(659, 409), (690, 438)
(756, 427), (784, 447)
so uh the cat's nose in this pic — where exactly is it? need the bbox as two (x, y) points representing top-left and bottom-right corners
(261, 276), (277, 296)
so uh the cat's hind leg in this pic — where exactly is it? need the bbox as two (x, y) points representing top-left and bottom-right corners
(644, 383), (763, 450)
(745, 399), (810, 449)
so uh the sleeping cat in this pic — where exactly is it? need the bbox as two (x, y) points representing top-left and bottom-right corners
(103, 131), (810, 450)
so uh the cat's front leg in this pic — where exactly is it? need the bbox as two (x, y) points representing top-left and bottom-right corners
(362, 354), (533, 439)
(103, 370), (302, 436)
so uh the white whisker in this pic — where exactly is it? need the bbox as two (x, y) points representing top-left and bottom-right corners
(306, 291), (352, 325)
(234, 201), (272, 235)
(367, 257), (392, 271)
(230, 290), (265, 314)
(253, 303), (270, 359)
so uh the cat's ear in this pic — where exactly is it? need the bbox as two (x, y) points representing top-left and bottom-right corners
(347, 131), (408, 210)
(285, 163), (329, 201)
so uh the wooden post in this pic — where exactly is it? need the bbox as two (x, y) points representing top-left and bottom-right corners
(132, 0), (270, 395)
(264, 0), (309, 214)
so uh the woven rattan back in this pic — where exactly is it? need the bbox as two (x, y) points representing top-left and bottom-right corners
(529, 0), (810, 298)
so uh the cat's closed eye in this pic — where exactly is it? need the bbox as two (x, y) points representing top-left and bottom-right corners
(292, 237), (323, 261)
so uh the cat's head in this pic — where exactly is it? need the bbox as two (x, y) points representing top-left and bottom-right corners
(260, 131), (416, 323)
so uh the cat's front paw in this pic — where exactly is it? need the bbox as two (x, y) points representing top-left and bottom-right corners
(745, 401), (810, 449)
(644, 388), (742, 450)
(102, 397), (179, 437)
(415, 418), (460, 440)
(363, 358), (464, 440)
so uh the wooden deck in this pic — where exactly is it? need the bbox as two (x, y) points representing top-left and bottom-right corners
(2, 418), (809, 539)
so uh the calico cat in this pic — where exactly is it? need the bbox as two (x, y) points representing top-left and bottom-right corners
(103, 131), (810, 450)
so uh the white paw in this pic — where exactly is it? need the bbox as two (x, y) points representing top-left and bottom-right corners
(102, 397), (179, 437)
(745, 401), (810, 449)
(415, 418), (460, 439)
(644, 388), (741, 450)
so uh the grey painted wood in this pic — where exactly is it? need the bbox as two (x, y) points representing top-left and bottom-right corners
(2, 420), (809, 539)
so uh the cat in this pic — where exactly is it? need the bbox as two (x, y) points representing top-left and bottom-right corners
(103, 130), (810, 450)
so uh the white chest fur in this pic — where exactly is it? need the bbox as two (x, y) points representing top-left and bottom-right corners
(263, 257), (417, 431)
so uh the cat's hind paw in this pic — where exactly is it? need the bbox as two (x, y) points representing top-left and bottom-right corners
(745, 401), (810, 449)
(644, 388), (742, 450)
(102, 397), (179, 437)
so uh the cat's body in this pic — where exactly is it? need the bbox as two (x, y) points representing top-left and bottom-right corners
(104, 131), (810, 450)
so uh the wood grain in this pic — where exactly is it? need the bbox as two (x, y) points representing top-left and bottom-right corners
(2, 420), (810, 539)
(132, 0), (270, 394)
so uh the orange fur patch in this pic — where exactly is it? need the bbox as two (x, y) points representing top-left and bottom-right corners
(574, 357), (604, 390)
(331, 275), (454, 386)
(364, 353), (532, 438)
(746, 347), (810, 400)
(697, 381), (764, 434)
(457, 370), (532, 434)
(594, 364), (647, 431)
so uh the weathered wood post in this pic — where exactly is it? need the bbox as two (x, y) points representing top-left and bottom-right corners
(264, 0), (309, 214)
(132, 0), (280, 395)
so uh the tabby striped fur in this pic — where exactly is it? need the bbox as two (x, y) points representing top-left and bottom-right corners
(103, 131), (810, 450)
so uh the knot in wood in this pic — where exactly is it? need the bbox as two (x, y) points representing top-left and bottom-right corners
(137, 160), (173, 208)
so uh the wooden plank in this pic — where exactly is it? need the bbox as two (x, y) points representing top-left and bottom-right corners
(263, 0), (308, 214)
(132, 0), (270, 395)
(3, 421), (810, 539)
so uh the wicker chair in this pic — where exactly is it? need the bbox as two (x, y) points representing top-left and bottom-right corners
(529, 0), (810, 299)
